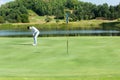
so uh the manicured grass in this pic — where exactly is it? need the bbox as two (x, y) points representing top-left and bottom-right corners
(0, 37), (120, 80)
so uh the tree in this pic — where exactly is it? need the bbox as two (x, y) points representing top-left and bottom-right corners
(109, 5), (115, 19)
(65, 0), (78, 9)
(21, 14), (29, 23)
(0, 16), (5, 23)
(1, 0), (120, 23)
(73, 4), (84, 20)
(0, 0), (29, 23)
(116, 3), (120, 18)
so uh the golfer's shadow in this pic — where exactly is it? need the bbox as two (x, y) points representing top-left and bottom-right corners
(18, 43), (31, 46)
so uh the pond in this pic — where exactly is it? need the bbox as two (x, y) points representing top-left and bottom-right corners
(0, 30), (120, 37)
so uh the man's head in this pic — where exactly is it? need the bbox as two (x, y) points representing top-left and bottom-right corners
(27, 26), (30, 29)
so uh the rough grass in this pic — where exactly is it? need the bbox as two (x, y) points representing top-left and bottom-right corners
(0, 37), (120, 80)
(28, 10), (56, 24)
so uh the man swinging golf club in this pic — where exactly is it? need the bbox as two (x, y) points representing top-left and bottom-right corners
(27, 26), (40, 46)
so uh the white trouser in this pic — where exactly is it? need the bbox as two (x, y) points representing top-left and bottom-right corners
(33, 31), (40, 45)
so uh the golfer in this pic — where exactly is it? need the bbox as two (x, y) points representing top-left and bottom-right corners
(27, 26), (40, 46)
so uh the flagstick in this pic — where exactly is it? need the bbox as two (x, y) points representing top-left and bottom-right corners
(66, 13), (69, 55)
(66, 27), (68, 55)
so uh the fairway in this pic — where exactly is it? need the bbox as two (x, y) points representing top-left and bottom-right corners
(0, 37), (120, 80)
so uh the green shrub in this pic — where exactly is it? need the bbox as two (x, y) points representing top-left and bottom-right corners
(0, 16), (5, 23)
(45, 16), (52, 23)
(117, 18), (120, 21)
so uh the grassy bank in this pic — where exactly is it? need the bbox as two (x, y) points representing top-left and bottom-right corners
(0, 37), (120, 80)
(1, 20), (120, 30)
(102, 21), (120, 30)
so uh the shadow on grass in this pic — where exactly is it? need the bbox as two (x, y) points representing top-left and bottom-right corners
(18, 43), (32, 46)
(101, 21), (120, 30)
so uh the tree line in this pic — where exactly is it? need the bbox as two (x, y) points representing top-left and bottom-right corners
(0, 0), (120, 23)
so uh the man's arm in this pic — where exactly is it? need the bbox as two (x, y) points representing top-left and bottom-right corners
(33, 32), (36, 36)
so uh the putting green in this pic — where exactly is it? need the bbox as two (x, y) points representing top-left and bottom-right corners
(0, 37), (120, 80)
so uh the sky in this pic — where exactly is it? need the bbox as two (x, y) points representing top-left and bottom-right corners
(0, 0), (14, 6)
(80, 0), (120, 6)
(0, 0), (120, 6)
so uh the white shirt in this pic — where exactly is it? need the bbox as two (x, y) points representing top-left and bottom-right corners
(30, 26), (39, 33)
(30, 26), (40, 35)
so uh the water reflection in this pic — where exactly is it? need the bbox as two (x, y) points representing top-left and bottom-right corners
(0, 30), (31, 36)
(0, 30), (119, 37)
